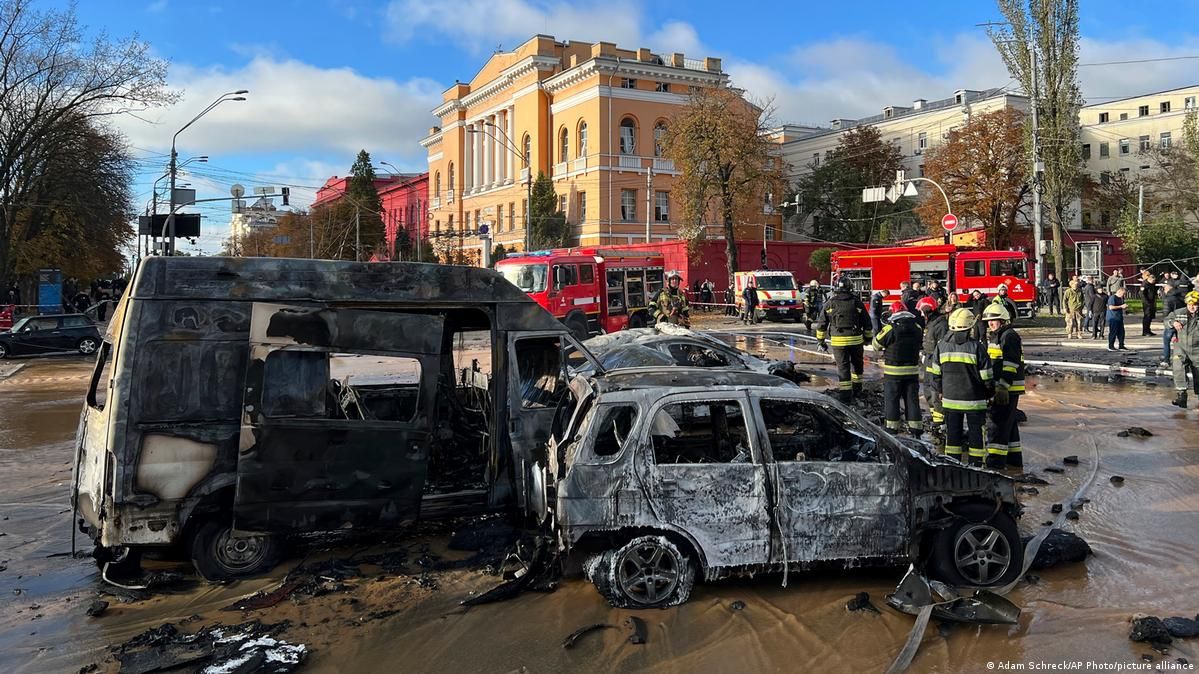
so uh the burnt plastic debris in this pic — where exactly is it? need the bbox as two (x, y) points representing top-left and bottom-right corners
(1130, 615), (1174, 645)
(1063, 455), (1080, 465)
(1065, 510), (1081, 521)
(1164, 616), (1199, 638)
(1117, 427), (1154, 438)
(1051, 504), (1063, 514)
(85, 599), (108, 617)
(729, 600), (747, 611)
(1023, 529), (1092, 570)
(886, 567), (1020, 625)
(847, 592), (881, 614)
(1110, 475), (1126, 485)
(112, 619), (305, 674)
(561, 623), (615, 649)
(626, 616), (648, 645)
(1044, 466), (1066, 474)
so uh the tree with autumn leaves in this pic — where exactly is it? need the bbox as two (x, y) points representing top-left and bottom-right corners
(918, 108), (1031, 249)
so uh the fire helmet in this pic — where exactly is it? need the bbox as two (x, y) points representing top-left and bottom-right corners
(889, 300), (907, 314)
(1186, 291), (1199, 305)
(981, 304), (1011, 322)
(915, 296), (939, 315)
(948, 308), (977, 332)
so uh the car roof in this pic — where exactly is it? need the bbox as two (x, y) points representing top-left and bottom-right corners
(592, 367), (802, 394)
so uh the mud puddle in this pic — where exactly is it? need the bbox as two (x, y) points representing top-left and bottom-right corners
(3, 355), (1199, 672)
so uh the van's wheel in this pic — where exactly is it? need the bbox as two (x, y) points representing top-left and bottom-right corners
(628, 311), (646, 329)
(77, 337), (98, 355)
(586, 535), (696, 608)
(189, 518), (280, 581)
(929, 503), (1023, 588)
(565, 314), (589, 341)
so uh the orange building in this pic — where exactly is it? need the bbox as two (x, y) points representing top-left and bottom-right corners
(421, 34), (781, 263)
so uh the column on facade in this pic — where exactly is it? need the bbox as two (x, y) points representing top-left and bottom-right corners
(496, 110), (507, 183)
(487, 115), (497, 186)
(473, 121), (483, 189)
(507, 106), (516, 182)
(463, 122), (473, 193)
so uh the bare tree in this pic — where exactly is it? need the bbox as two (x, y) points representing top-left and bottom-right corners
(0, 0), (176, 282)
(662, 87), (785, 282)
(989, 0), (1083, 275)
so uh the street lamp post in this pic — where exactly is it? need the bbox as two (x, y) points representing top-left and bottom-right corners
(469, 123), (532, 253)
(152, 156), (206, 255)
(167, 90), (247, 255)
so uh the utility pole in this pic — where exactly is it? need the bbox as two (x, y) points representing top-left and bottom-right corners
(1137, 182), (1144, 227)
(355, 206), (361, 262)
(1029, 43), (1045, 283)
(309, 215), (315, 259)
(645, 166), (654, 242)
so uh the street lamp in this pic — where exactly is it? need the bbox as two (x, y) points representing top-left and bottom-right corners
(468, 122), (532, 253)
(166, 90), (247, 254)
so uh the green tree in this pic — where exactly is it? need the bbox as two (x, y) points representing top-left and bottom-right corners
(0, 0), (175, 284)
(808, 247), (835, 280)
(989, 0), (1084, 276)
(793, 126), (916, 243)
(529, 171), (569, 250)
(662, 86), (785, 283)
(345, 150), (385, 258)
(490, 243), (508, 267)
(1115, 208), (1199, 274)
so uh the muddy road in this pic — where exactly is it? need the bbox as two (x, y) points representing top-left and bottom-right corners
(1, 344), (1197, 673)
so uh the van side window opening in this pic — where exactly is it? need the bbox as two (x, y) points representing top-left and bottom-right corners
(591, 404), (638, 457)
(87, 341), (114, 410)
(651, 400), (751, 464)
(963, 260), (986, 277)
(515, 337), (563, 409)
(760, 399), (826, 461)
(261, 350), (422, 422)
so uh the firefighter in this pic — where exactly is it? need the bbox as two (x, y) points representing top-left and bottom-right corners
(874, 300), (924, 434)
(804, 279), (824, 331)
(817, 277), (873, 402)
(927, 308), (994, 465)
(983, 303), (1025, 469)
(1169, 291), (1199, 408)
(993, 284), (1019, 324)
(917, 295), (948, 427)
(656, 271), (691, 327)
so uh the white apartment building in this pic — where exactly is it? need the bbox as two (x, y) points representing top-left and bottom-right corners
(230, 196), (282, 241)
(1077, 84), (1199, 228)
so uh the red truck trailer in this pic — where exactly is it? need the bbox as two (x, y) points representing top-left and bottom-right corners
(832, 245), (1038, 317)
(495, 249), (665, 339)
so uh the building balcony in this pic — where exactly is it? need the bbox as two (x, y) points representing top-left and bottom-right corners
(617, 154), (643, 169)
(445, 190), (455, 203)
(652, 158), (675, 172)
(430, 197), (441, 209)
(553, 161), (568, 177)
(519, 167), (530, 182)
(572, 156), (588, 172)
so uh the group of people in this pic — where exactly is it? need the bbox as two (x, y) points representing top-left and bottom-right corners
(818, 276), (1026, 470)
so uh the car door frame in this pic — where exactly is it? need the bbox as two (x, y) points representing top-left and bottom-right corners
(750, 392), (911, 566)
(635, 390), (773, 571)
(236, 302), (445, 534)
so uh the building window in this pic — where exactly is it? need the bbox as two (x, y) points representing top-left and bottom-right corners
(621, 78), (637, 89)
(434, 171), (441, 195)
(1100, 210), (1110, 228)
(522, 134), (531, 166)
(578, 192), (586, 222)
(1082, 211), (1093, 227)
(916, 132), (927, 154)
(621, 189), (636, 221)
(1138, 105), (1149, 117)
(653, 122), (667, 157)
(1100, 171), (1111, 185)
(448, 163), (455, 191)
(559, 127), (568, 163)
(812, 152), (820, 167)
(1186, 96), (1197, 110)
(619, 118), (637, 155)
(495, 205), (502, 232)
(508, 202), (515, 231)
(1099, 142), (1109, 158)
(1082, 143), (1091, 159)
(1139, 135), (1150, 152)
(1119, 113), (1128, 120)
(558, 194), (566, 215)
(655, 82), (669, 93)
(578, 122), (588, 157)
(447, 214), (454, 232)
(654, 191), (669, 222)
(1161, 101), (1171, 113)
(1098, 112), (1109, 123)
(919, 164), (925, 177)
(1161, 132), (1172, 149)
(1119, 138), (1129, 155)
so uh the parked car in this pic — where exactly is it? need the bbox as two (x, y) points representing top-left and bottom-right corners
(0, 313), (100, 359)
(544, 368), (1023, 608)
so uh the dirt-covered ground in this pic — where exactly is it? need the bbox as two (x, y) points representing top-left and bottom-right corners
(1, 350), (1197, 673)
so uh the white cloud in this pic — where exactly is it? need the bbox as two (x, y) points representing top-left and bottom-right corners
(645, 21), (704, 57)
(146, 0), (168, 13)
(113, 57), (444, 168)
(1077, 37), (1199, 103)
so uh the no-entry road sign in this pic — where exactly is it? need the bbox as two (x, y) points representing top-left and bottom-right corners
(941, 213), (958, 231)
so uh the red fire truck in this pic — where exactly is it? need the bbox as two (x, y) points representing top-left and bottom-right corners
(495, 249), (665, 338)
(832, 245), (1038, 318)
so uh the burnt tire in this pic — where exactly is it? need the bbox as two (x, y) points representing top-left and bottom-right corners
(929, 503), (1023, 588)
(585, 535), (696, 608)
(93, 545), (143, 580)
(188, 519), (281, 581)
(77, 337), (98, 355)
(565, 314), (589, 342)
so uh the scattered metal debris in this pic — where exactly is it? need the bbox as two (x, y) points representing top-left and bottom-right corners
(729, 600), (746, 611)
(846, 592), (880, 614)
(1023, 530), (1092, 570)
(1065, 511), (1080, 521)
(1130, 615), (1174, 646)
(111, 619), (305, 674)
(1117, 427), (1154, 438)
(625, 616), (647, 645)
(561, 623), (615, 649)
(1163, 616), (1199, 638)
(1044, 466), (1066, 474)
(85, 599), (108, 617)
(1063, 455), (1080, 465)
(1051, 504), (1063, 514)
(1110, 475), (1126, 485)
(886, 568), (1020, 625)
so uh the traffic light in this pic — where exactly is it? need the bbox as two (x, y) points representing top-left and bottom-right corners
(760, 248), (767, 269)
(281, 187), (290, 206)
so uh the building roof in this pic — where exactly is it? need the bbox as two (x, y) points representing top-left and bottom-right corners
(1081, 83), (1199, 109)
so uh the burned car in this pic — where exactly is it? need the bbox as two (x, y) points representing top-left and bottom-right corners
(73, 257), (596, 581)
(545, 368), (1022, 608)
(577, 324), (809, 384)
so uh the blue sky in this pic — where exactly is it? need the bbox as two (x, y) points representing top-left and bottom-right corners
(56, 0), (1199, 252)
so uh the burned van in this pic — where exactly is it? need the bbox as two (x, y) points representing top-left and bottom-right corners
(72, 257), (594, 580)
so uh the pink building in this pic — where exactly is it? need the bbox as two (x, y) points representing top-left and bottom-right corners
(313, 173), (429, 260)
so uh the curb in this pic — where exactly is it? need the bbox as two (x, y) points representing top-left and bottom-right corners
(0, 363), (28, 380)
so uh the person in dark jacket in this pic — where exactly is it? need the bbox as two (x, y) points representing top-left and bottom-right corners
(817, 277), (873, 402)
(968, 289), (989, 342)
(918, 295), (948, 427)
(1082, 277), (1097, 330)
(1141, 269), (1158, 337)
(1040, 273), (1061, 315)
(741, 279), (759, 325)
(983, 303), (1025, 469)
(869, 291), (885, 335)
(926, 280), (948, 307)
(874, 301), (924, 434)
(1089, 287), (1108, 339)
(928, 308), (994, 465)
(993, 284), (1019, 324)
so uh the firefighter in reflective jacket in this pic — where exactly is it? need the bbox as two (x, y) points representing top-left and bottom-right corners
(874, 301), (924, 434)
(655, 271), (691, 327)
(927, 308), (994, 465)
(817, 277), (873, 401)
(983, 303), (1026, 469)
(917, 296), (948, 426)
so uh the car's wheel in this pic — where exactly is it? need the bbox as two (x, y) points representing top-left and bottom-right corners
(77, 337), (98, 355)
(586, 535), (696, 608)
(189, 518), (281, 581)
(565, 314), (589, 342)
(628, 311), (647, 329)
(0, 342), (7, 359)
(929, 503), (1023, 588)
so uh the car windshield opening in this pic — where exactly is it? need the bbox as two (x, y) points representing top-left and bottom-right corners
(501, 263), (548, 293)
(754, 276), (795, 291)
